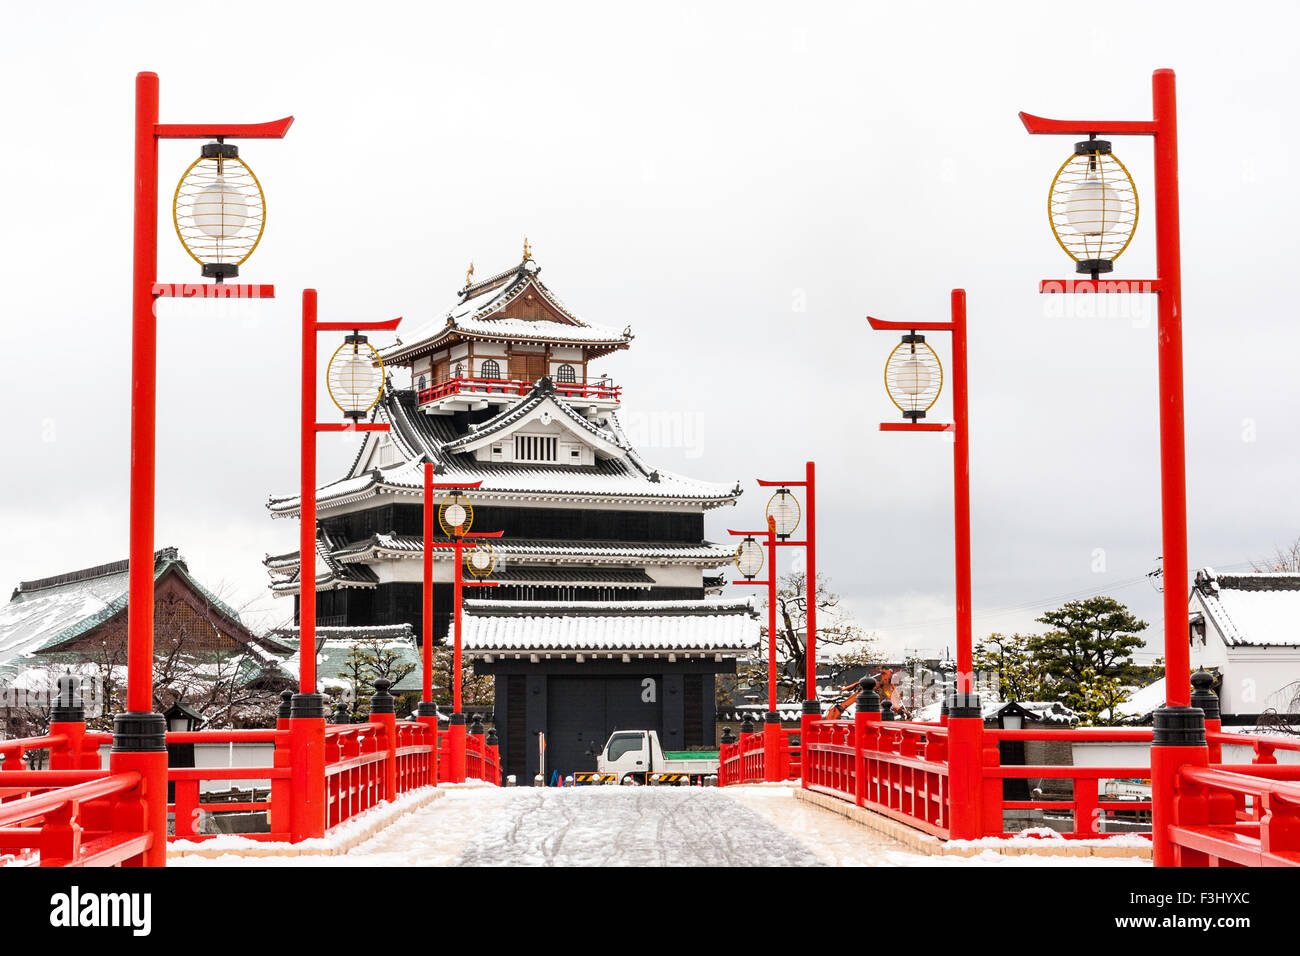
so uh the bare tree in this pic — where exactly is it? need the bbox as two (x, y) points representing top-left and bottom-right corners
(732, 572), (878, 704)
(1252, 537), (1300, 572)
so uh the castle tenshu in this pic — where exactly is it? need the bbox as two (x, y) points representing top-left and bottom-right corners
(266, 250), (760, 781)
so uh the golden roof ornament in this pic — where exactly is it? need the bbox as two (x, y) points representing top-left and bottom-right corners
(523, 237), (532, 261)
(465, 261), (474, 286)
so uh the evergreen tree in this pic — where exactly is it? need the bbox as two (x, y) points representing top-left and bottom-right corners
(1025, 596), (1150, 712)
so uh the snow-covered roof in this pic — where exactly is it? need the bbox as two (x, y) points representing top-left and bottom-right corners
(266, 386), (740, 517)
(266, 529), (379, 595)
(1113, 677), (1168, 720)
(462, 598), (759, 654)
(0, 548), (253, 665)
(439, 382), (630, 458)
(383, 258), (632, 365)
(912, 698), (1080, 725)
(275, 625), (424, 693)
(329, 534), (736, 567)
(1192, 568), (1300, 648)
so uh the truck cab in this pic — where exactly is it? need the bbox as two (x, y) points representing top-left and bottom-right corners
(598, 731), (664, 782)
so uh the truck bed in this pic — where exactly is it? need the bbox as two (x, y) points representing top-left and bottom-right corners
(663, 750), (719, 762)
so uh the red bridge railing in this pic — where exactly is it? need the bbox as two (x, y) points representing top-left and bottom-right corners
(722, 677), (1300, 866)
(0, 682), (504, 864)
(0, 725), (150, 867)
(718, 726), (799, 785)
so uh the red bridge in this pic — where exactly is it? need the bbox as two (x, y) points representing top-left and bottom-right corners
(718, 673), (1300, 867)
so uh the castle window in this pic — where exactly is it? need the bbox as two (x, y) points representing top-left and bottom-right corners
(556, 364), (577, 384)
(480, 359), (501, 380)
(454, 362), (465, 379)
(417, 375), (426, 391)
(514, 434), (558, 463)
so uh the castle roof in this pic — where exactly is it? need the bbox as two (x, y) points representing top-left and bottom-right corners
(462, 598), (759, 656)
(383, 258), (632, 365)
(266, 385), (741, 518)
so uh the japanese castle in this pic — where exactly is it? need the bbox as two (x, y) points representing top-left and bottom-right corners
(265, 250), (759, 780)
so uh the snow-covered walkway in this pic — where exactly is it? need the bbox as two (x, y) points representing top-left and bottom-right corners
(173, 785), (1149, 867)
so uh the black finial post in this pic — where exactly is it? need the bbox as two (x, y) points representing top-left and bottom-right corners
(277, 689), (294, 721)
(856, 676), (880, 715)
(51, 674), (84, 723)
(369, 678), (395, 716)
(1190, 670), (1220, 722)
(880, 699), (895, 722)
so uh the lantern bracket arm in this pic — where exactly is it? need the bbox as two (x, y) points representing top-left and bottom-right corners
(1038, 278), (1164, 295)
(727, 529), (776, 538)
(316, 317), (403, 333)
(316, 422), (391, 433)
(1017, 111), (1157, 137)
(731, 579), (775, 587)
(155, 117), (295, 140)
(154, 283), (275, 299)
(463, 530), (505, 539)
(464, 581), (500, 588)
(866, 316), (954, 333)
(879, 422), (954, 433)
(754, 479), (808, 488)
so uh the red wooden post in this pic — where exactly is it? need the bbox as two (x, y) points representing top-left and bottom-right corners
(417, 463), (440, 781)
(761, 517), (784, 781)
(800, 462), (818, 789)
(368, 679), (398, 802)
(1020, 69), (1207, 866)
(448, 535), (468, 783)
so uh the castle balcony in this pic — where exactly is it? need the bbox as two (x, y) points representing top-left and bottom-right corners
(416, 375), (621, 414)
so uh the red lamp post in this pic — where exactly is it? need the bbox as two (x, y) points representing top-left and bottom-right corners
(750, 462), (817, 787)
(125, 71), (291, 864)
(728, 516), (784, 781)
(294, 290), (400, 838)
(1018, 68), (1205, 866)
(866, 289), (983, 839)
(418, 476), (502, 783)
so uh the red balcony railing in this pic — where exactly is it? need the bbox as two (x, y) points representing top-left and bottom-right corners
(417, 376), (621, 406)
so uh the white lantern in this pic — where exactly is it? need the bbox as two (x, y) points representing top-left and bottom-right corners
(326, 334), (385, 421)
(438, 494), (474, 536)
(191, 178), (251, 238)
(734, 537), (764, 579)
(173, 142), (266, 280)
(766, 489), (801, 539)
(1048, 140), (1138, 277)
(884, 334), (943, 421)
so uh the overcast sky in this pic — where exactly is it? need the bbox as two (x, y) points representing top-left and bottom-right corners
(3, 1), (1297, 660)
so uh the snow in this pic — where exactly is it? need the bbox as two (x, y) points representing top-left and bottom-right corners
(462, 599), (760, 653)
(1115, 676), (1167, 719)
(172, 784), (1149, 868)
(1200, 581), (1300, 647)
(0, 573), (128, 664)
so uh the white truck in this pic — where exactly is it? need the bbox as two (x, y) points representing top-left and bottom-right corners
(594, 730), (719, 785)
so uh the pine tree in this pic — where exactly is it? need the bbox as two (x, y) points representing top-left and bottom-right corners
(1025, 597), (1149, 713)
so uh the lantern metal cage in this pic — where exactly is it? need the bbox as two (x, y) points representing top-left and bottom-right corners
(326, 333), (385, 421)
(884, 333), (943, 421)
(438, 493), (474, 536)
(465, 541), (497, 578)
(173, 142), (266, 281)
(734, 536), (764, 579)
(766, 489), (801, 540)
(1048, 139), (1139, 278)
